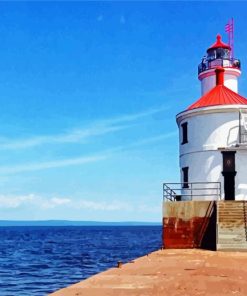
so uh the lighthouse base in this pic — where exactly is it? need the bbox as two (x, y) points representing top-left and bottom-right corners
(163, 200), (247, 251)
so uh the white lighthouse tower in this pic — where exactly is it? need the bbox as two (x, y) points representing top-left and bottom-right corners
(163, 31), (247, 251)
(176, 34), (247, 201)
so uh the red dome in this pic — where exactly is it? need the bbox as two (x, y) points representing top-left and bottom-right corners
(207, 34), (231, 52)
(188, 85), (247, 110)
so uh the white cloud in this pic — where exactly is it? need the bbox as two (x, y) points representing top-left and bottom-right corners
(0, 106), (167, 150)
(0, 194), (72, 209)
(0, 124), (128, 150)
(0, 194), (35, 208)
(0, 193), (132, 212)
(0, 154), (107, 175)
(0, 130), (175, 175)
(40, 197), (71, 209)
(76, 200), (133, 211)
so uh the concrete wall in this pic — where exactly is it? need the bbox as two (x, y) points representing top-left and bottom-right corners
(163, 201), (215, 249)
(163, 200), (247, 251)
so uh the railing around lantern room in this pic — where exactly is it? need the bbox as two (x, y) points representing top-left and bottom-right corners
(198, 58), (241, 75)
(163, 182), (221, 202)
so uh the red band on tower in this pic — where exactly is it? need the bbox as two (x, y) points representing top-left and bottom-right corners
(215, 67), (225, 86)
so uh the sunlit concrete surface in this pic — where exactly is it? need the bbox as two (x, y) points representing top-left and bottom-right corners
(50, 249), (247, 296)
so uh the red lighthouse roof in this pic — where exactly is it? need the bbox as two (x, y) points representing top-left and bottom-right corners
(188, 68), (247, 110)
(207, 34), (231, 52)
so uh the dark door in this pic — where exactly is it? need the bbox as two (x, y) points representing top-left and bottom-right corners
(223, 173), (236, 200)
(222, 151), (236, 201)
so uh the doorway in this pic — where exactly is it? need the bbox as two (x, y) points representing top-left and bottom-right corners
(221, 151), (236, 201)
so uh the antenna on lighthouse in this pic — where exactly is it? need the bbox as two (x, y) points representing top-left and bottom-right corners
(225, 18), (234, 59)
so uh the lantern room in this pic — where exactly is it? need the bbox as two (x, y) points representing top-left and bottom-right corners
(198, 34), (241, 95)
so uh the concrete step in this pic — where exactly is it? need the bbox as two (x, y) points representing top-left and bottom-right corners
(218, 238), (247, 243)
(217, 201), (247, 251)
(217, 246), (247, 251)
(218, 235), (246, 238)
(217, 243), (247, 247)
(219, 211), (245, 213)
(218, 217), (245, 220)
(218, 231), (246, 236)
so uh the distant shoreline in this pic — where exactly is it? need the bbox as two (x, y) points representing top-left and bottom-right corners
(0, 220), (161, 227)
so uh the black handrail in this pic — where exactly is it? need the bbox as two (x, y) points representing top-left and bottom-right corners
(196, 201), (215, 247)
(198, 58), (241, 75)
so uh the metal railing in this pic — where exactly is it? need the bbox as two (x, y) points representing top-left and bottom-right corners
(239, 110), (247, 145)
(163, 182), (221, 202)
(198, 58), (241, 75)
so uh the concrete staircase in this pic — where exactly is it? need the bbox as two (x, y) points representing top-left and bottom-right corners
(217, 201), (247, 251)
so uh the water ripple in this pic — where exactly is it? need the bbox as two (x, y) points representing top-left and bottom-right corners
(0, 226), (161, 295)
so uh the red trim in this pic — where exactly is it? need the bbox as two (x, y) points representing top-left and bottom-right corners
(215, 67), (224, 85)
(207, 34), (231, 52)
(189, 69), (247, 110)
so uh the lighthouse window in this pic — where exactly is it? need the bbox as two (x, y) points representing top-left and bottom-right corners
(182, 167), (189, 188)
(181, 122), (188, 144)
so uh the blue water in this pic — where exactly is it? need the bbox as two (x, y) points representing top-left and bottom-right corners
(0, 226), (162, 295)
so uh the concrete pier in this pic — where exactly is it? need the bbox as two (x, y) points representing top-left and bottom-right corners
(50, 249), (247, 296)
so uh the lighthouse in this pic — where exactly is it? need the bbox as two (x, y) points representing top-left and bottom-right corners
(177, 34), (247, 201)
(163, 33), (247, 251)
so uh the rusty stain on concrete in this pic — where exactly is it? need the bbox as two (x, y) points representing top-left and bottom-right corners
(163, 201), (215, 249)
(49, 249), (247, 296)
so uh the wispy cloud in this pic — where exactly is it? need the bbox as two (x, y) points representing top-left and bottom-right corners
(0, 130), (176, 175)
(0, 194), (34, 208)
(0, 193), (161, 216)
(76, 200), (132, 211)
(40, 197), (72, 209)
(0, 154), (107, 175)
(0, 106), (168, 151)
(0, 193), (132, 212)
(0, 194), (71, 209)
(0, 193), (161, 215)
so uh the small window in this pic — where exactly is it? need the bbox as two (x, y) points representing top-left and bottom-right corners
(182, 167), (189, 188)
(181, 122), (188, 144)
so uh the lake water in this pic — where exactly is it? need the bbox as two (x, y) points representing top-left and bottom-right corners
(0, 226), (162, 295)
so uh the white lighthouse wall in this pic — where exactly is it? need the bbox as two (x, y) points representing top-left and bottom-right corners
(201, 75), (215, 95)
(179, 111), (239, 157)
(224, 73), (238, 93)
(178, 109), (247, 201)
(200, 71), (239, 95)
(180, 151), (223, 201)
(180, 149), (247, 200)
(235, 150), (247, 200)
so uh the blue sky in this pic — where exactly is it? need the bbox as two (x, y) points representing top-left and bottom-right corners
(0, 1), (247, 221)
